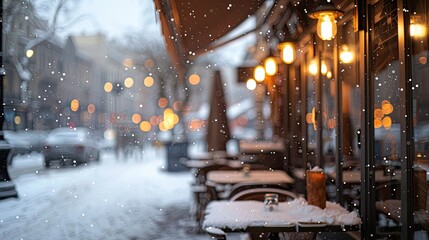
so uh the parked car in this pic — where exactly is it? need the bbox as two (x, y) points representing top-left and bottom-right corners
(5, 130), (49, 165)
(43, 128), (100, 168)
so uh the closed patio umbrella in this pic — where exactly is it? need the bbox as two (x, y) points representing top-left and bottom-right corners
(206, 71), (231, 152)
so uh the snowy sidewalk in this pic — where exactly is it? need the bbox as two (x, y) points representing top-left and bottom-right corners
(0, 147), (209, 240)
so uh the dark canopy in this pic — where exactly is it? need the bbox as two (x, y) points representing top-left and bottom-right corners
(154, 0), (267, 73)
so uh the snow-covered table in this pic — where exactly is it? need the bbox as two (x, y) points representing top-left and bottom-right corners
(203, 198), (361, 233)
(207, 170), (295, 185)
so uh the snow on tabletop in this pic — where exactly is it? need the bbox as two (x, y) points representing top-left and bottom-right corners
(203, 198), (361, 230)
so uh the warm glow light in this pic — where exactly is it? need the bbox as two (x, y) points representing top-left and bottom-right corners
(145, 59), (155, 68)
(164, 108), (173, 116)
(321, 60), (328, 75)
(132, 113), (142, 124)
(311, 107), (316, 124)
(374, 109), (384, 119)
(309, 60), (318, 76)
(104, 82), (113, 93)
(264, 56), (277, 76)
(339, 45), (354, 63)
(189, 74), (201, 85)
(410, 24), (427, 38)
(87, 104), (96, 114)
(173, 101), (183, 111)
(124, 77), (134, 88)
(14, 116), (21, 125)
(188, 119), (203, 131)
(278, 42), (295, 64)
(150, 116), (160, 126)
(382, 103), (394, 115)
(382, 116), (392, 129)
(246, 78), (257, 90)
(317, 14), (337, 40)
(410, 16), (427, 38)
(158, 98), (168, 108)
(308, 2), (343, 41)
(70, 99), (79, 112)
(254, 65), (265, 82)
(26, 49), (34, 58)
(139, 121), (152, 132)
(159, 121), (168, 131)
(326, 71), (332, 79)
(144, 76), (154, 87)
(374, 118), (382, 128)
(163, 108), (176, 130)
(306, 113), (314, 124)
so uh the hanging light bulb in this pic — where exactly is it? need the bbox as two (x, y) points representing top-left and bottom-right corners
(246, 78), (257, 90)
(264, 56), (278, 76)
(308, 1), (344, 41)
(278, 41), (295, 64)
(254, 65), (266, 82)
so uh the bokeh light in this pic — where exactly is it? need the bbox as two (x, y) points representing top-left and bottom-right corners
(144, 76), (154, 87)
(158, 98), (168, 108)
(124, 77), (134, 88)
(139, 121), (152, 132)
(87, 104), (96, 114)
(132, 113), (142, 124)
(189, 74), (201, 85)
(104, 82), (113, 93)
(70, 99), (80, 112)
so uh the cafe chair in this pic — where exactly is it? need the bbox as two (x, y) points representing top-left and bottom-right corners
(191, 164), (235, 232)
(229, 188), (297, 202)
(225, 182), (291, 200)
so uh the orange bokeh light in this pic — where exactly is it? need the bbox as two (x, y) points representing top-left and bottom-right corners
(374, 118), (382, 128)
(70, 99), (79, 112)
(87, 104), (96, 114)
(132, 113), (142, 124)
(139, 121), (152, 132)
(374, 109), (384, 119)
(382, 116), (392, 129)
(158, 98), (168, 108)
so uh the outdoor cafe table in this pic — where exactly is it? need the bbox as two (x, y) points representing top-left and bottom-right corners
(206, 170), (295, 185)
(203, 198), (361, 233)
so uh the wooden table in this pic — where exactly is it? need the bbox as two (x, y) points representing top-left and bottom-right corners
(203, 198), (361, 233)
(207, 170), (295, 185)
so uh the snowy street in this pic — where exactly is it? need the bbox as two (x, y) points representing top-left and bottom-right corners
(0, 147), (208, 240)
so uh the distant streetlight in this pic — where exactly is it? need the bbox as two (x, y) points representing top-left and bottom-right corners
(26, 49), (34, 58)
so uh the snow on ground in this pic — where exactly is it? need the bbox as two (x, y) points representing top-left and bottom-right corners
(0, 146), (209, 240)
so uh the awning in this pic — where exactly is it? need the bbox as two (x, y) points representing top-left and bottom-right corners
(154, 0), (269, 76)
